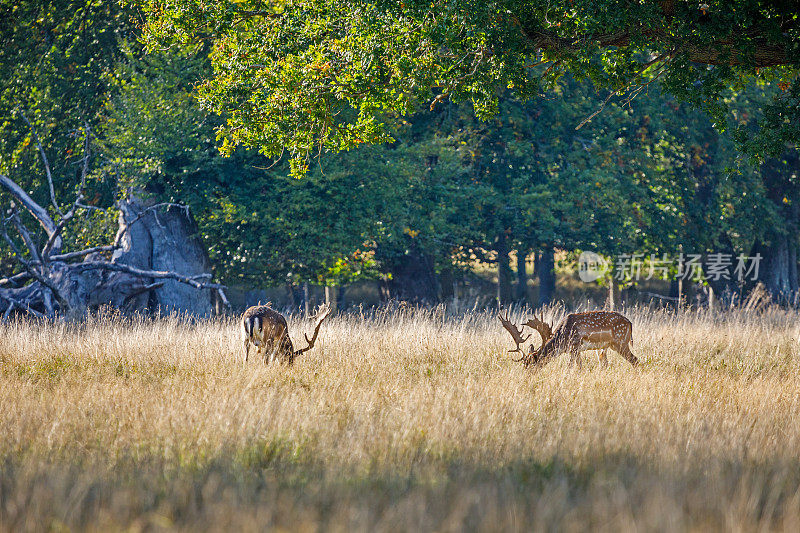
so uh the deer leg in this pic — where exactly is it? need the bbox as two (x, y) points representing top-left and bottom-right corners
(598, 349), (608, 368)
(615, 343), (640, 367)
(569, 344), (582, 370)
(271, 344), (281, 364)
(281, 338), (294, 365)
(264, 340), (275, 364)
(243, 338), (250, 364)
(258, 329), (271, 364)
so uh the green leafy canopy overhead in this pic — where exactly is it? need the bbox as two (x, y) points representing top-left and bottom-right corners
(139, 1), (799, 175)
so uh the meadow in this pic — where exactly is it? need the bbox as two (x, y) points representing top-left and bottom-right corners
(1, 305), (800, 531)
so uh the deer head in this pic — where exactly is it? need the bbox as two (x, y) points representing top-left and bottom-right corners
(498, 311), (556, 366)
(524, 340), (549, 367)
(522, 313), (552, 367)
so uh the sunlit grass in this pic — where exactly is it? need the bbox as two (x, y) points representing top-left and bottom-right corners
(1, 306), (799, 530)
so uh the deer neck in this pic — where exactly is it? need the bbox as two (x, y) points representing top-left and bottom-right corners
(529, 336), (559, 366)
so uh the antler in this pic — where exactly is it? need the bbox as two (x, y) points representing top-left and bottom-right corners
(523, 312), (552, 346)
(497, 310), (531, 361)
(293, 303), (333, 356)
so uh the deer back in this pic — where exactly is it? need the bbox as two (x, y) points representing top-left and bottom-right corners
(564, 311), (632, 344)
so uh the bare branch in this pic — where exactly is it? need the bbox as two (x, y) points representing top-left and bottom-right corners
(75, 202), (107, 212)
(78, 123), (90, 192)
(0, 175), (58, 238)
(8, 205), (42, 266)
(575, 52), (672, 130)
(0, 215), (69, 313)
(0, 293), (45, 320)
(125, 281), (165, 300)
(41, 288), (54, 316)
(42, 124), (92, 259)
(41, 211), (71, 259)
(71, 261), (224, 290)
(49, 245), (116, 262)
(3, 243), (116, 266)
(575, 90), (618, 131)
(19, 111), (63, 217)
(216, 288), (231, 309)
(2, 299), (14, 320)
(0, 271), (31, 287)
(522, 25), (789, 68)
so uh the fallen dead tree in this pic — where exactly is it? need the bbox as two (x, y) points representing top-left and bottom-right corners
(0, 122), (227, 320)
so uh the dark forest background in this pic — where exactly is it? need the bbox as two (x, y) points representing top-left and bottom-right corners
(1, 1), (798, 314)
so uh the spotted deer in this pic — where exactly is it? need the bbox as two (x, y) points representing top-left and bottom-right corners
(242, 303), (332, 364)
(498, 310), (638, 368)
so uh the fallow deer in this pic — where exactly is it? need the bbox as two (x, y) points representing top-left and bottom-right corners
(242, 303), (332, 364)
(498, 310), (638, 369)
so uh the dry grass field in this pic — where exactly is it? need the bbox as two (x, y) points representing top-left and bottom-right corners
(1, 306), (800, 531)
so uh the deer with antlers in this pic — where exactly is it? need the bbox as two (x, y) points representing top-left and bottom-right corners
(498, 310), (638, 369)
(242, 303), (332, 365)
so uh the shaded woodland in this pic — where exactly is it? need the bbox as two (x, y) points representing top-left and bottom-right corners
(1, 1), (798, 316)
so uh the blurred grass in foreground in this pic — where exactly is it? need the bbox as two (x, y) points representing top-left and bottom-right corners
(1, 306), (799, 531)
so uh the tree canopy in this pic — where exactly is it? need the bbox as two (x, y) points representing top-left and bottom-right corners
(2, 0), (799, 314)
(139, 0), (799, 175)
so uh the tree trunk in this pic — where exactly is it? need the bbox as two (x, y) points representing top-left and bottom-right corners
(668, 279), (679, 300)
(708, 284), (715, 313)
(383, 246), (439, 303)
(245, 289), (269, 308)
(790, 239), (798, 304)
(670, 250), (687, 310)
(703, 235), (741, 307)
(752, 150), (800, 304)
(113, 199), (155, 311)
(439, 268), (455, 301)
(496, 233), (513, 306)
(286, 283), (298, 310)
(515, 249), (529, 304)
(324, 285), (337, 312)
(336, 284), (347, 310)
(536, 247), (555, 306)
(113, 196), (214, 316)
(606, 280), (619, 311)
(754, 235), (798, 302)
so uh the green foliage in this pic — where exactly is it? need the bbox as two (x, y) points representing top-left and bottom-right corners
(139, 0), (799, 172)
(0, 1), (133, 270)
(102, 41), (214, 188)
(101, 36), (791, 289)
(102, 44), (398, 285)
(0, 0), (132, 178)
(3, 0), (796, 296)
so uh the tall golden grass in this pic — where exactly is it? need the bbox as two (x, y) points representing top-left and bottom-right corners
(1, 306), (800, 531)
